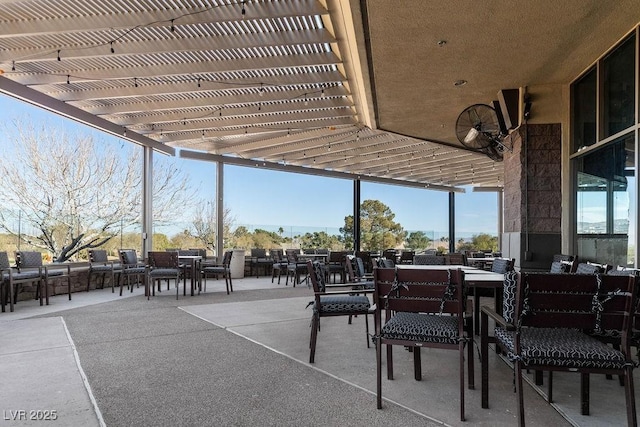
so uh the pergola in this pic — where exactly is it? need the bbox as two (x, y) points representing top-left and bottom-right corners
(1, 0), (639, 254)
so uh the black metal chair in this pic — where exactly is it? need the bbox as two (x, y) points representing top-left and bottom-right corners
(325, 250), (348, 284)
(575, 262), (605, 275)
(87, 249), (121, 293)
(490, 258), (514, 274)
(201, 250), (233, 294)
(148, 251), (181, 300)
(285, 249), (307, 287)
(398, 250), (415, 264)
(413, 254), (446, 265)
(345, 255), (374, 290)
(373, 267), (472, 421)
(270, 249), (287, 284)
(250, 248), (272, 278)
(481, 272), (638, 426)
(16, 250), (71, 306)
(0, 251), (43, 312)
(355, 251), (374, 274)
(549, 260), (572, 273)
(382, 249), (398, 264)
(377, 257), (395, 268)
(306, 260), (372, 363)
(118, 249), (147, 296)
(445, 252), (468, 266)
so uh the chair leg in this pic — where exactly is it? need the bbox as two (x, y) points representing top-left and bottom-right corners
(624, 366), (637, 427)
(365, 313), (370, 349)
(228, 273), (233, 292)
(309, 313), (319, 363)
(0, 283), (5, 313)
(376, 336), (383, 409)
(86, 271), (92, 292)
(459, 343), (466, 422)
(386, 344), (393, 380)
(481, 311), (490, 408)
(42, 278), (49, 306)
(474, 293), (480, 335)
(580, 373), (589, 415)
(413, 347), (421, 380)
(467, 335), (474, 390)
(515, 360), (526, 426)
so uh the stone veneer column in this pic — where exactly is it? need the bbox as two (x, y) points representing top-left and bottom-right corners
(502, 123), (562, 270)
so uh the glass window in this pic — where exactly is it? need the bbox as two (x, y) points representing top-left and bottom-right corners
(572, 28), (638, 268)
(360, 183), (450, 252)
(576, 172), (607, 234)
(571, 67), (597, 151)
(603, 34), (636, 138)
(575, 134), (634, 266)
(152, 156), (214, 253)
(225, 166), (351, 252)
(455, 188), (499, 253)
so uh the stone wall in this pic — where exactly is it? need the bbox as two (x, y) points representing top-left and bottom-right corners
(502, 123), (563, 270)
(14, 264), (122, 302)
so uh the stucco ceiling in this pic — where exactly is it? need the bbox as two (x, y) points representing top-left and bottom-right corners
(0, 0), (638, 191)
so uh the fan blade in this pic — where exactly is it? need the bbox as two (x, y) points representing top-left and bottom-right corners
(464, 128), (479, 144)
(468, 108), (481, 127)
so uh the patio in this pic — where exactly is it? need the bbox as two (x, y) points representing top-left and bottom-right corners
(1, 276), (634, 426)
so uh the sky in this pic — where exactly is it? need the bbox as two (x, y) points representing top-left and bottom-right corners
(0, 93), (500, 239)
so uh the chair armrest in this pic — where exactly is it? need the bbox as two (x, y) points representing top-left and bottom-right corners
(317, 289), (374, 296)
(324, 283), (358, 288)
(92, 261), (115, 268)
(43, 264), (71, 274)
(15, 266), (43, 275)
(121, 263), (147, 271)
(480, 306), (515, 330)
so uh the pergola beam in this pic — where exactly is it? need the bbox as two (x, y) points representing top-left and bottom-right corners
(0, 75), (174, 155)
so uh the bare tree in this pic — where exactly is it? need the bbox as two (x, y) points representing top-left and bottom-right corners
(0, 118), (195, 262)
(190, 201), (234, 254)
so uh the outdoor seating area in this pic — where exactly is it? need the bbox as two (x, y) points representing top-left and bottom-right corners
(2, 265), (639, 426)
(4, 247), (640, 426)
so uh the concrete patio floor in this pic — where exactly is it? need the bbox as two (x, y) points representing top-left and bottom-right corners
(0, 275), (635, 426)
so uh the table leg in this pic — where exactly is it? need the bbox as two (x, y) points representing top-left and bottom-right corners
(190, 259), (195, 296)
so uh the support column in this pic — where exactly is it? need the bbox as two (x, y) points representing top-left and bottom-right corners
(448, 192), (455, 253)
(503, 123), (562, 270)
(142, 146), (153, 257)
(353, 179), (361, 252)
(216, 162), (224, 260)
(498, 189), (504, 252)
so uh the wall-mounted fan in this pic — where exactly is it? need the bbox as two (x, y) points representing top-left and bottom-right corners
(455, 103), (509, 161)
